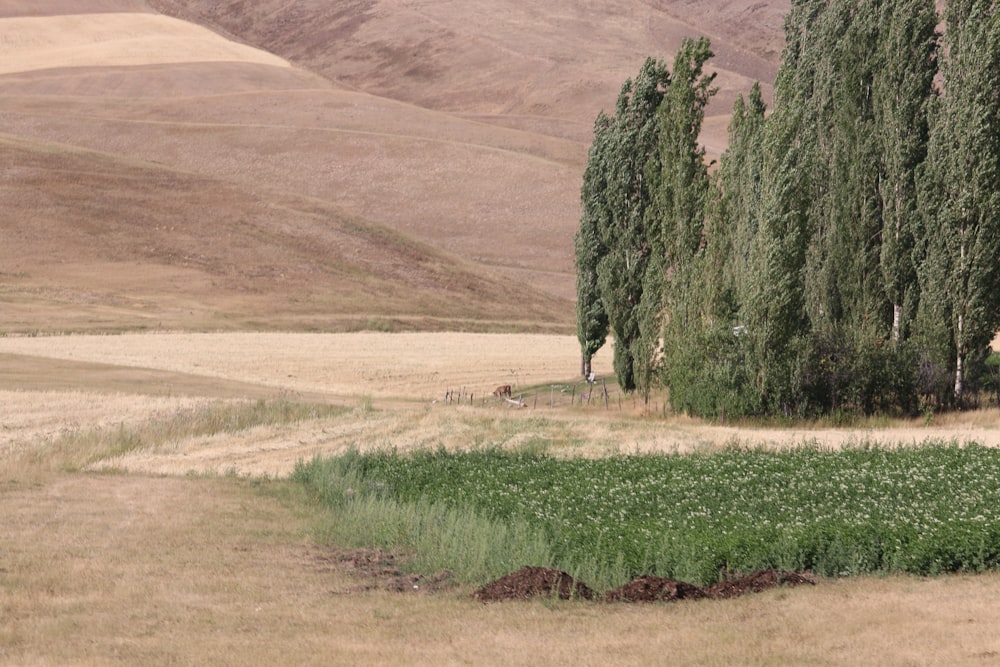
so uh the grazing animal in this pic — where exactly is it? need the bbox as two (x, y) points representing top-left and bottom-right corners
(493, 384), (512, 398)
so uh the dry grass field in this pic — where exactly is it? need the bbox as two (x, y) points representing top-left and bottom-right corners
(3, 332), (1000, 666)
(4, 2), (1000, 665)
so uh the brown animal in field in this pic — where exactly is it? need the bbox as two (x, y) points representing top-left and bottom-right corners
(493, 384), (512, 398)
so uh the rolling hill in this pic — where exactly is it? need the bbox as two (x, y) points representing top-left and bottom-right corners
(0, 0), (788, 333)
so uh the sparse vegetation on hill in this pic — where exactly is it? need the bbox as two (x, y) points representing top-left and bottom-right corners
(0, 135), (570, 333)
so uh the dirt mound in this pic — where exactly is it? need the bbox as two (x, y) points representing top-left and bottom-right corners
(473, 566), (595, 602)
(476, 567), (815, 603)
(705, 569), (816, 600)
(604, 575), (708, 603)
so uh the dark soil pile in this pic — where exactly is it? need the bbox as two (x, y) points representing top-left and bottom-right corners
(604, 575), (708, 603)
(705, 569), (815, 600)
(475, 567), (815, 603)
(473, 566), (595, 602)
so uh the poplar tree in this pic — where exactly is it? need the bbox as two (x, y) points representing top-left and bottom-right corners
(575, 112), (612, 379)
(919, 0), (1000, 404)
(717, 83), (767, 319)
(874, 0), (938, 344)
(723, 1), (822, 414)
(738, 97), (810, 415)
(647, 37), (717, 404)
(575, 0), (1000, 415)
(574, 58), (670, 392)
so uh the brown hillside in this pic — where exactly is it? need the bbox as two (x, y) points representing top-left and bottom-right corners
(0, 2), (787, 332)
(148, 0), (786, 147)
(0, 134), (567, 333)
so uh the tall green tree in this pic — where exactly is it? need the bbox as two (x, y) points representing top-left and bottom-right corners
(649, 37), (718, 407)
(574, 58), (670, 391)
(717, 83), (767, 321)
(874, 0), (938, 344)
(919, 0), (1000, 404)
(738, 95), (811, 415)
(719, 1), (824, 415)
(575, 112), (612, 378)
(755, 0), (931, 414)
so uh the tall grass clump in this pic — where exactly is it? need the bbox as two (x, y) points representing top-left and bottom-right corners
(294, 443), (1000, 589)
(291, 452), (553, 583)
(46, 399), (344, 470)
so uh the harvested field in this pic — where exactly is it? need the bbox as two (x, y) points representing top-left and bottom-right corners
(1, 333), (998, 478)
(0, 332), (614, 401)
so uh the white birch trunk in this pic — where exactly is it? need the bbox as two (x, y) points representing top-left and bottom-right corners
(955, 312), (964, 402)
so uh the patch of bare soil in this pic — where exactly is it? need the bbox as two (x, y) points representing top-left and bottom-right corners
(475, 568), (814, 603)
(472, 566), (595, 602)
(312, 547), (457, 594)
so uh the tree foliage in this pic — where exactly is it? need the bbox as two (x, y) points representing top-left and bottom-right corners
(917, 0), (1000, 405)
(575, 0), (999, 416)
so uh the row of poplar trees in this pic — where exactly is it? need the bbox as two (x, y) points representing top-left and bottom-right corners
(575, 0), (1000, 418)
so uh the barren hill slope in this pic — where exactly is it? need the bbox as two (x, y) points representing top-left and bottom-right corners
(149, 0), (786, 149)
(1, 1), (788, 333)
(1, 133), (567, 332)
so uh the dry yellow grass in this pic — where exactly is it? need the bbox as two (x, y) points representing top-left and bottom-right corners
(3, 474), (1000, 666)
(2, 333), (998, 478)
(0, 332), (615, 401)
(3, 332), (1000, 665)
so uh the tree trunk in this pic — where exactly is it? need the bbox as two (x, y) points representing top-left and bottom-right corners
(955, 313), (964, 404)
(581, 353), (592, 379)
(892, 302), (902, 344)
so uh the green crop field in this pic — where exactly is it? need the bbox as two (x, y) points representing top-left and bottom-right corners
(294, 443), (1000, 590)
